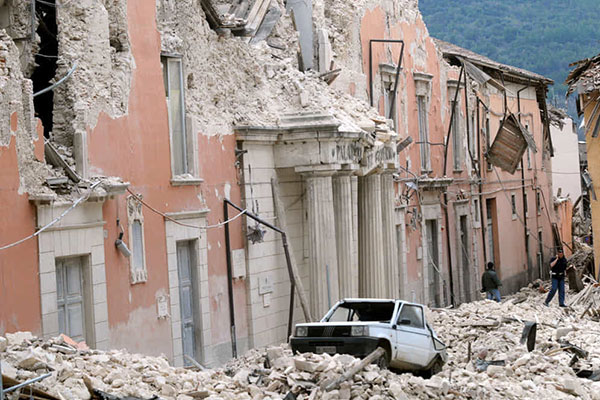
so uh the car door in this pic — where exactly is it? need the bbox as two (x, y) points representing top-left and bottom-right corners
(394, 304), (433, 368)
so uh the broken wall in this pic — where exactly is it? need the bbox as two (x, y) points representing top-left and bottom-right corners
(154, 0), (384, 137)
(0, 29), (46, 335)
(52, 0), (133, 167)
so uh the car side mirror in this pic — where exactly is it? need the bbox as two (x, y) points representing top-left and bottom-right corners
(399, 318), (412, 325)
(392, 324), (397, 330)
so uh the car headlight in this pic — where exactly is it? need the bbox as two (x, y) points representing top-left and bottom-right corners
(295, 326), (308, 337)
(351, 326), (368, 336)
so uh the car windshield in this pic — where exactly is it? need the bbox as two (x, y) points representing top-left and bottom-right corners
(326, 301), (396, 322)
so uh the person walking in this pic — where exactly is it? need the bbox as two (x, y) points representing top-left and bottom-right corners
(544, 248), (573, 307)
(481, 262), (502, 302)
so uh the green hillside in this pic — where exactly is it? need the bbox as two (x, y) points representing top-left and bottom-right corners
(418, 0), (600, 101)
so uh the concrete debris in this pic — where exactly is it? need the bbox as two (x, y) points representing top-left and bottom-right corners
(155, 0), (398, 138)
(1, 282), (600, 399)
(426, 281), (600, 399)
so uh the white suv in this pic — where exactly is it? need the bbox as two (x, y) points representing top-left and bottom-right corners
(290, 299), (447, 375)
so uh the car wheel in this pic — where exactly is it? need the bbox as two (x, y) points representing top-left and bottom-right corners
(376, 350), (390, 370)
(428, 358), (443, 376)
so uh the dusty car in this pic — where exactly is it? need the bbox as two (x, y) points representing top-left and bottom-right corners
(290, 298), (447, 375)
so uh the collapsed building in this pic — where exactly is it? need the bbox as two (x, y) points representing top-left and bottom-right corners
(0, 0), (562, 369)
(567, 52), (600, 278)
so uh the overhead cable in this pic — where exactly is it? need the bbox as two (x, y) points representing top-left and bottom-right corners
(125, 188), (246, 230)
(0, 181), (102, 251)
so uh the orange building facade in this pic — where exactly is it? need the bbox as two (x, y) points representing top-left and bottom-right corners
(0, 0), (559, 365)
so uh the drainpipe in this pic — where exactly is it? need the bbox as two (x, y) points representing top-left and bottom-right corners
(517, 85), (531, 278)
(223, 201), (238, 358)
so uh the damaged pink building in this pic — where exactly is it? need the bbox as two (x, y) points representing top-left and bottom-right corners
(0, 0), (559, 366)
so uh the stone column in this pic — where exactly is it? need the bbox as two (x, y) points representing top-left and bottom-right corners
(333, 173), (358, 299)
(304, 172), (339, 318)
(381, 171), (399, 298)
(358, 174), (386, 298)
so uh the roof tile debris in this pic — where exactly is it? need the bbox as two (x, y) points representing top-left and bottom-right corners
(566, 53), (600, 96)
(433, 38), (553, 84)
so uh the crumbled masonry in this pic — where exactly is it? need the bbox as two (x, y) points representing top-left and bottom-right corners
(2, 281), (600, 400)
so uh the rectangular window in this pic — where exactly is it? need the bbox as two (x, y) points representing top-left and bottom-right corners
(451, 99), (463, 170)
(511, 194), (517, 217)
(162, 56), (188, 176)
(132, 219), (145, 272)
(417, 95), (430, 172)
(56, 257), (87, 342)
(473, 198), (480, 223)
(537, 191), (542, 215)
(524, 193), (529, 216)
(127, 195), (148, 284)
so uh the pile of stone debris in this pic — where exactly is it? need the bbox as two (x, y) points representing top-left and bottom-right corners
(2, 283), (600, 400)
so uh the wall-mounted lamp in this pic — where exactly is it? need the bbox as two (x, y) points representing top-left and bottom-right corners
(115, 218), (131, 257)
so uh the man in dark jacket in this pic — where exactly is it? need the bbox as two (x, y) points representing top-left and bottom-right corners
(544, 249), (573, 307)
(481, 262), (502, 302)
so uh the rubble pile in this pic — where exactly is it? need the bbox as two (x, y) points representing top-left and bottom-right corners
(569, 240), (595, 275)
(155, 0), (400, 139)
(427, 282), (600, 399)
(3, 284), (600, 399)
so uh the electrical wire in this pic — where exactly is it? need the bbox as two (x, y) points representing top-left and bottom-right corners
(0, 181), (102, 251)
(125, 188), (247, 230)
(491, 167), (555, 251)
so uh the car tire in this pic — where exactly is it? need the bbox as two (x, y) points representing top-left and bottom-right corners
(376, 350), (390, 370)
(428, 357), (443, 377)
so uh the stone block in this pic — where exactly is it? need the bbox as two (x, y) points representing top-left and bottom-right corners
(39, 271), (57, 294)
(555, 327), (574, 340)
(39, 250), (55, 274)
(91, 244), (105, 265)
(41, 292), (58, 314)
(294, 358), (319, 373)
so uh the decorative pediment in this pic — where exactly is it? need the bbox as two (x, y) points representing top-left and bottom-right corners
(236, 111), (399, 173)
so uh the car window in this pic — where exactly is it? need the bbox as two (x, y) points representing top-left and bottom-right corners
(397, 305), (424, 328)
(328, 306), (352, 322)
(325, 302), (394, 322)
